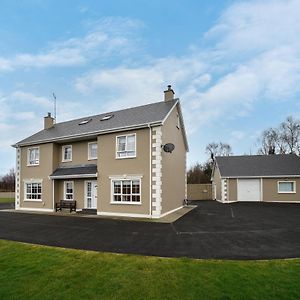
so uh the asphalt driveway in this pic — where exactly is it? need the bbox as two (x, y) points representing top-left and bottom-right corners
(0, 201), (299, 259)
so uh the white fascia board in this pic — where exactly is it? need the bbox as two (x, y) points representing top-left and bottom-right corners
(50, 174), (97, 179)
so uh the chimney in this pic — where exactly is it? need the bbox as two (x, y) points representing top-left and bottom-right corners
(164, 85), (175, 102)
(44, 112), (54, 129)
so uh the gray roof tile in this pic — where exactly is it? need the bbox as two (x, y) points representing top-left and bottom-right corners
(16, 99), (177, 146)
(50, 164), (97, 177)
(216, 154), (300, 177)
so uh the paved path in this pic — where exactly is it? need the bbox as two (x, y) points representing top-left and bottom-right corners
(0, 201), (299, 259)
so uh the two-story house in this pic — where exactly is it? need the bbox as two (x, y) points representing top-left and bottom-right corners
(13, 86), (188, 218)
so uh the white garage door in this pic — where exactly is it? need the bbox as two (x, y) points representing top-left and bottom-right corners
(237, 179), (261, 201)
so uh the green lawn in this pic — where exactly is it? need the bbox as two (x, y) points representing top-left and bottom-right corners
(0, 240), (299, 300)
(0, 198), (14, 203)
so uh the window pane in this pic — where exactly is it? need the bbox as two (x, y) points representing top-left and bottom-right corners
(122, 181), (131, 194)
(117, 137), (126, 151)
(126, 151), (135, 157)
(89, 143), (97, 158)
(279, 182), (294, 192)
(122, 195), (131, 202)
(132, 195), (140, 202)
(114, 195), (121, 202)
(114, 181), (121, 193)
(127, 135), (135, 151)
(64, 146), (72, 160)
(132, 180), (140, 194)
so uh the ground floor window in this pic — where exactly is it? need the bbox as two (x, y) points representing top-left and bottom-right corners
(278, 181), (296, 193)
(64, 181), (74, 200)
(111, 179), (141, 203)
(25, 182), (42, 201)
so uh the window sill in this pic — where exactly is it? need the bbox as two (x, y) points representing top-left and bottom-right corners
(110, 201), (141, 205)
(88, 157), (97, 161)
(27, 164), (39, 167)
(115, 156), (137, 160)
(62, 160), (72, 163)
(277, 191), (296, 194)
(24, 199), (43, 202)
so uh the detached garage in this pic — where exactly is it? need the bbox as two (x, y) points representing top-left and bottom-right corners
(212, 154), (300, 203)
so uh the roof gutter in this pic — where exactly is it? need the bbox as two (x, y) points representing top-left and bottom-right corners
(49, 173), (98, 180)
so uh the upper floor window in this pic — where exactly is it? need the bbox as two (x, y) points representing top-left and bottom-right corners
(278, 181), (296, 193)
(27, 147), (39, 166)
(62, 145), (72, 162)
(88, 142), (98, 160)
(116, 134), (136, 158)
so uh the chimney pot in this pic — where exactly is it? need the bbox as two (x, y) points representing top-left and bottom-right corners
(164, 84), (175, 102)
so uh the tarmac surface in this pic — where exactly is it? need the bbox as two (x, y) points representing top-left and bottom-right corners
(0, 201), (299, 259)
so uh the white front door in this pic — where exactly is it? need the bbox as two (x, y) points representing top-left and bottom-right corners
(85, 180), (97, 209)
(237, 179), (261, 201)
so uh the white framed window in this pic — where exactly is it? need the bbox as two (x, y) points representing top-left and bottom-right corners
(62, 145), (72, 162)
(278, 181), (296, 193)
(27, 147), (39, 166)
(64, 181), (74, 200)
(88, 142), (98, 160)
(111, 178), (141, 204)
(116, 133), (136, 158)
(24, 181), (42, 201)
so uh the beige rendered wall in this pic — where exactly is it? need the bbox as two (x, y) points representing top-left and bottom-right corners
(187, 184), (212, 200)
(161, 106), (186, 214)
(19, 143), (55, 210)
(58, 140), (98, 166)
(228, 178), (237, 201)
(54, 179), (95, 209)
(97, 128), (150, 215)
(263, 178), (300, 202)
(213, 166), (222, 200)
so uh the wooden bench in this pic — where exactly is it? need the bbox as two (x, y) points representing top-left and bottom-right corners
(55, 200), (76, 213)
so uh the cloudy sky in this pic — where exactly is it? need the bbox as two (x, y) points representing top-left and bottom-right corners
(0, 0), (300, 174)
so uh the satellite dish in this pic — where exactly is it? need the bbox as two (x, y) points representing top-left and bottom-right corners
(163, 143), (175, 153)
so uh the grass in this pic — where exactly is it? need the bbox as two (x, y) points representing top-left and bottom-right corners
(0, 198), (14, 203)
(0, 240), (299, 300)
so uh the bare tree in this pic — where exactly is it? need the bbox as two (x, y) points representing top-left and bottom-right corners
(257, 128), (285, 154)
(205, 142), (232, 159)
(0, 168), (15, 192)
(257, 116), (300, 155)
(280, 116), (300, 154)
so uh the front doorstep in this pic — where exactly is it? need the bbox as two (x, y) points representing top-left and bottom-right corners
(78, 208), (97, 215)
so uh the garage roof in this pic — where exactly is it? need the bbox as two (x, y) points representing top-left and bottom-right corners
(215, 154), (300, 177)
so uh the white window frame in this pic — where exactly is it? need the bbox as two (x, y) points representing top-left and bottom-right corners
(62, 145), (72, 162)
(277, 181), (296, 194)
(110, 178), (141, 205)
(116, 133), (136, 159)
(64, 181), (74, 200)
(27, 147), (40, 166)
(88, 142), (98, 160)
(23, 179), (42, 202)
